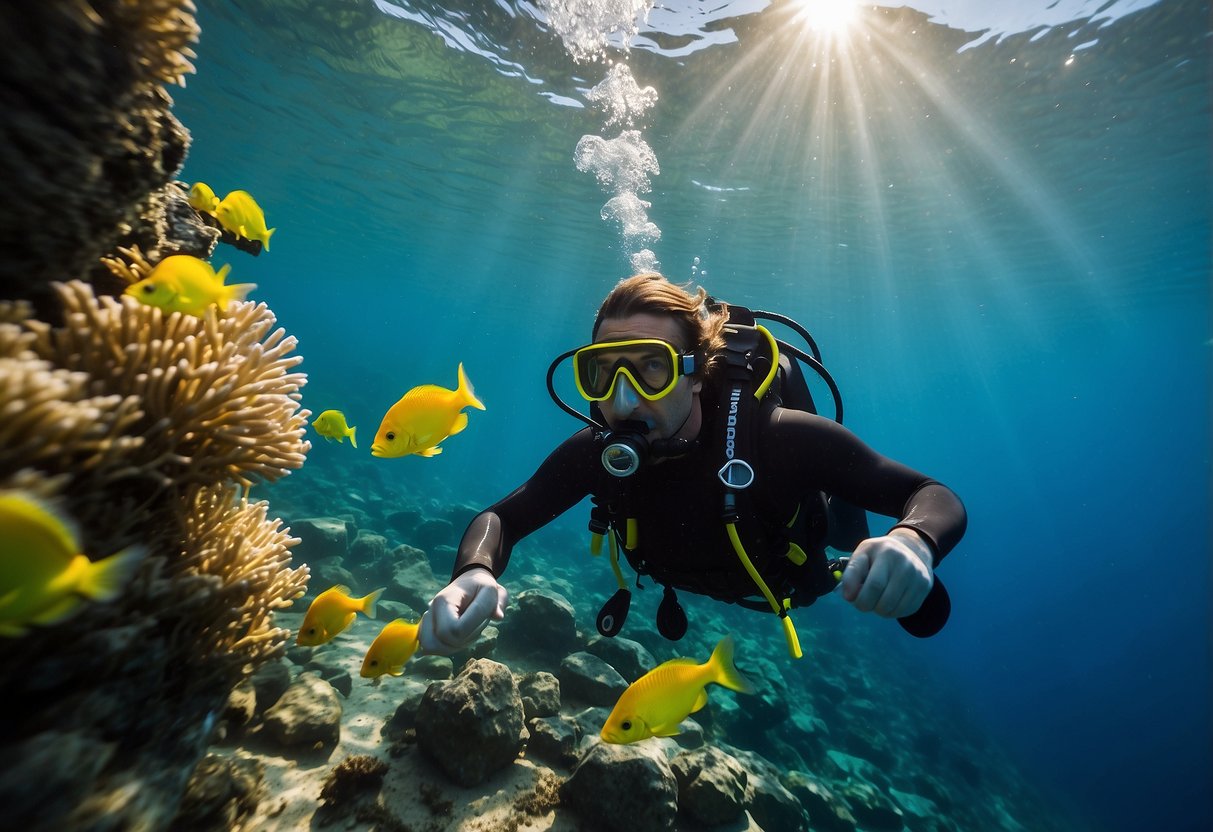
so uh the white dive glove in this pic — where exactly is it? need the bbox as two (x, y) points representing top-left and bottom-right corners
(417, 567), (509, 655)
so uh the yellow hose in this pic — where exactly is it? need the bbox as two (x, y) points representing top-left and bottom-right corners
(726, 522), (802, 659)
(608, 531), (626, 590)
(754, 325), (780, 401)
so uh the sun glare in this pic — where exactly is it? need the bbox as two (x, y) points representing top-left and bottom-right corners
(792, 0), (860, 35)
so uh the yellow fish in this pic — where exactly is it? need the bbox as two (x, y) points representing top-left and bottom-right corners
(600, 635), (755, 744)
(295, 584), (384, 646)
(0, 493), (143, 637)
(371, 363), (485, 459)
(216, 189), (276, 251)
(313, 409), (357, 448)
(187, 182), (219, 216)
(124, 254), (256, 318)
(360, 618), (421, 678)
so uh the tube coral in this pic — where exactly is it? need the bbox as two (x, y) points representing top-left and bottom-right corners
(180, 483), (308, 668)
(108, 0), (202, 87)
(24, 279), (310, 488)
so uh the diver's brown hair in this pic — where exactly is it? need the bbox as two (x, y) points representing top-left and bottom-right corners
(592, 273), (729, 383)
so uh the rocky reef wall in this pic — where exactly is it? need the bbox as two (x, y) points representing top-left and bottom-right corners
(0, 0), (200, 320)
(0, 3), (312, 830)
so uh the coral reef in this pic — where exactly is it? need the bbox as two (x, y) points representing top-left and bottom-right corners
(28, 279), (310, 488)
(0, 20), (248, 817)
(0, 0), (200, 320)
(2, 281), (309, 546)
(0, 281), (310, 831)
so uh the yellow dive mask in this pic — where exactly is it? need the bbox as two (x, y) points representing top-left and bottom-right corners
(573, 338), (700, 402)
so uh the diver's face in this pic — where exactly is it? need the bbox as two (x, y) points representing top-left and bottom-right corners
(594, 314), (702, 441)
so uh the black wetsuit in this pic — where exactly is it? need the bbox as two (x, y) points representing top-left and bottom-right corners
(452, 402), (967, 611)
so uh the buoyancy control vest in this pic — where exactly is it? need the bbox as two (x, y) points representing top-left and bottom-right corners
(541, 299), (952, 658)
(584, 301), (875, 659)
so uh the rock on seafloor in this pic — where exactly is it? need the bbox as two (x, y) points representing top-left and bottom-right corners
(561, 742), (680, 832)
(415, 658), (526, 786)
(263, 672), (343, 752)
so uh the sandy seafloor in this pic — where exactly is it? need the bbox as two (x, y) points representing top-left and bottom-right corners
(202, 600), (1049, 832)
(202, 457), (1077, 832)
(214, 609), (579, 832)
(213, 605), (629, 832)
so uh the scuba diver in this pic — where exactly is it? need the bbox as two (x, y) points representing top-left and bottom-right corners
(417, 273), (967, 659)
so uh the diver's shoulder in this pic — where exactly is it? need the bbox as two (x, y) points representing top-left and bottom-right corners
(551, 426), (600, 458)
(565, 425), (597, 446)
(531, 426), (602, 483)
(762, 405), (857, 456)
(766, 404), (838, 431)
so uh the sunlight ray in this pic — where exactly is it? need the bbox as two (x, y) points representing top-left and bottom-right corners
(670, 2), (1119, 350)
(863, 23), (1110, 306)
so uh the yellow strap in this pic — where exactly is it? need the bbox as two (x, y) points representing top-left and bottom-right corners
(591, 532), (603, 557)
(608, 531), (627, 590)
(785, 541), (808, 565)
(726, 524), (779, 611)
(726, 522), (802, 659)
(626, 517), (638, 550)
(785, 503), (800, 529)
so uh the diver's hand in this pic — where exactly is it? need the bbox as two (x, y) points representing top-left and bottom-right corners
(840, 529), (935, 619)
(418, 568), (508, 655)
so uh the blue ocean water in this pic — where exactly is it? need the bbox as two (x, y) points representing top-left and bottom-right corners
(175, 1), (1210, 829)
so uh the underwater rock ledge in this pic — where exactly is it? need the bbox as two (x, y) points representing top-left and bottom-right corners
(0, 0), (199, 321)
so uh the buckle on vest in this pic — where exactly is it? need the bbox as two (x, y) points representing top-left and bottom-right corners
(717, 458), (755, 490)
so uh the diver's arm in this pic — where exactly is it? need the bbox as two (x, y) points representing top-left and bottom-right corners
(887, 481), (967, 562)
(450, 511), (508, 579)
(450, 428), (599, 579)
(767, 408), (967, 620)
(420, 429), (598, 655)
(767, 408), (967, 560)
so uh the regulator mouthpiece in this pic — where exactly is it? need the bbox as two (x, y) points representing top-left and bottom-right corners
(602, 436), (646, 477)
(600, 419), (652, 478)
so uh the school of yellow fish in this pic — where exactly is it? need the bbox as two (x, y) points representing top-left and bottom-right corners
(133, 184), (487, 462)
(289, 572), (756, 738)
(125, 182), (274, 320)
(189, 181), (276, 250)
(293, 584), (423, 680)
